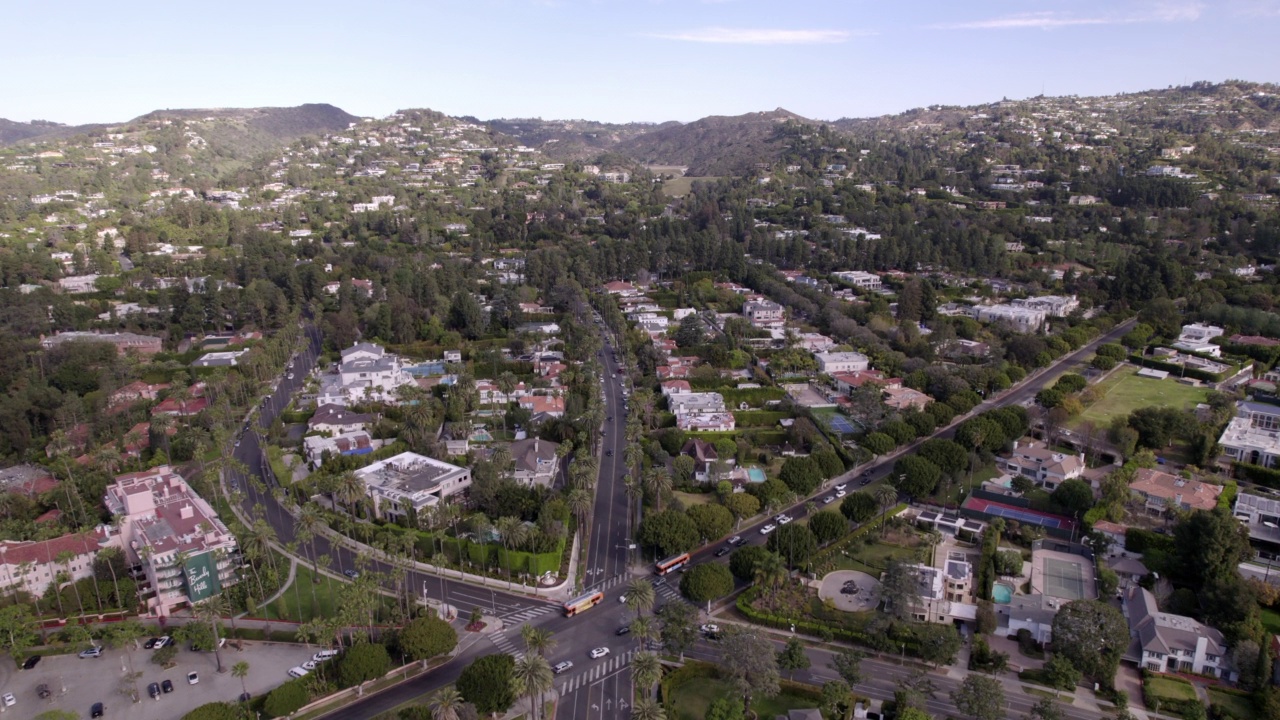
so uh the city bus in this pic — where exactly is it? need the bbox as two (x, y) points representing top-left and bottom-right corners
(562, 591), (605, 617)
(654, 552), (691, 576)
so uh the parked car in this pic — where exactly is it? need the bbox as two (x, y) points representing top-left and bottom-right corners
(835, 483), (848, 492)
(859, 476), (872, 486)
(727, 535), (743, 546)
(155, 636), (172, 648)
(21, 655), (40, 670)
(759, 523), (777, 535)
(2, 692), (15, 707)
(836, 489), (847, 498)
(699, 623), (720, 634)
(144, 637), (160, 649)
(714, 547), (730, 557)
(288, 666), (309, 679)
(590, 647), (610, 659)
(343, 569), (360, 579)
(313, 649), (339, 662)
(91, 702), (105, 718)
(187, 672), (199, 685)
(79, 647), (102, 659)
(777, 515), (793, 525)
(303, 660), (318, 670)
(147, 683), (161, 700)
(161, 679), (173, 694)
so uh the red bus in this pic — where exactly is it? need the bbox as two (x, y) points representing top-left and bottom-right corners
(563, 591), (605, 617)
(655, 552), (691, 576)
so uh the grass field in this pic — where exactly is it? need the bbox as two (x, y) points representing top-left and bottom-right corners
(666, 677), (823, 720)
(1208, 687), (1257, 719)
(1074, 365), (1211, 428)
(674, 490), (715, 507)
(661, 176), (720, 198)
(259, 562), (398, 622)
(1261, 607), (1280, 635)
(1143, 675), (1199, 704)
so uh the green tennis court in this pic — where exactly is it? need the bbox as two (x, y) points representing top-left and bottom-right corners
(1042, 557), (1087, 600)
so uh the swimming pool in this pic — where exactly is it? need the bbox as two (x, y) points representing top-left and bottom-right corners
(746, 467), (767, 483)
(992, 582), (1014, 604)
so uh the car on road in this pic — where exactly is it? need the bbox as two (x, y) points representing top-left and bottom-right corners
(861, 470), (872, 478)
(287, 373), (294, 380)
(652, 577), (666, 587)
(760, 523), (777, 535)
(343, 569), (360, 579)
(859, 476), (872, 486)
(553, 661), (574, 674)
(836, 489), (847, 498)
(187, 672), (199, 685)
(605, 449), (613, 456)
(699, 623), (719, 634)
(21, 655), (40, 670)
(835, 483), (848, 492)
(79, 647), (102, 659)
(161, 679), (173, 694)
(2, 692), (15, 707)
(727, 535), (743, 546)
(590, 647), (610, 659)
(619, 594), (628, 604)
(616, 626), (631, 636)
(822, 495), (835, 504)
(91, 702), (105, 718)
(777, 515), (793, 525)
(607, 416), (613, 421)
(714, 547), (730, 557)
(147, 683), (161, 699)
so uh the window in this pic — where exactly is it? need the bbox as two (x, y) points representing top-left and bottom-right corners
(1206, 654), (1218, 663)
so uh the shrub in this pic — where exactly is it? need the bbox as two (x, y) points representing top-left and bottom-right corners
(680, 563), (734, 602)
(263, 679), (308, 717)
(338, 642), (391, 687)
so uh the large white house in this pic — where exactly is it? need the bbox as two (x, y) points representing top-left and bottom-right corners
(318, 342), (415, 406)
(815, 352), (870, 374)
(1219, 401), (1280, 469)
(354, 452), (471, 520)
(971, 304), (1048, 333)
(1123, 586), (1233, 680)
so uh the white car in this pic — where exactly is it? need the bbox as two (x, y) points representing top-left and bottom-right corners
(288, 666), (310, 679)
(2, 693), (14, 707)
(834, 483), (848, 492)
(835, 489), (847, 498)
(760, 523), (777, 535)
(619, 594), (628, 604)
(777, 515), (793, 525)
(553, 661), (574, 674)
(302, 660), (318, 671)
(590, 647), (610, 659)
(187, 672), (199, 685)
(699, 624), (719, 634)
(313, 649), (339, 662)
(822, 496), (836, 504)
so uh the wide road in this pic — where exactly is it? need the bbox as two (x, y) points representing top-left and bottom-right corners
(229, 324), (555, 635)
(307, 316), (1135, 719)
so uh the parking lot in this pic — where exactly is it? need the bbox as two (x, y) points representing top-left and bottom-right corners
(1, 641), (318, 718)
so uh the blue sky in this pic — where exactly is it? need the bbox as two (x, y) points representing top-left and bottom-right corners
(2, 0), (1278, 124)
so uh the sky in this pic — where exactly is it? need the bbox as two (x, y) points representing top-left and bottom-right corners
(2, 0), (1279, 125)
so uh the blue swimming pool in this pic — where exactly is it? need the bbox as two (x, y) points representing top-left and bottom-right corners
(992, 582), (1014, 604)
(746, 467), (767, 483)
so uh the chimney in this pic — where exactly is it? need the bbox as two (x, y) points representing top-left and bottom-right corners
(534, 439), (540, 453)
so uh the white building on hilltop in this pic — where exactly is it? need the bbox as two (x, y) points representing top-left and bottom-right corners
(1219, 402), (1280, 469)
(815, 352), (870, 374)
(318, 342), (415, 407)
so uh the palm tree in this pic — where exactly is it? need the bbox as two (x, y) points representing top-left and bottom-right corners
(232, 660), (250, 698)
(521, 624), (556, 657)
(56, 550), (85, 615)
(566, 487), (592, 534)
(629, 615), (657, 650)
(625, 578), (656, 616)
(297, 502), (325, 582)
(631, 697), (667, 720)
(428, 686), (465, 720)
(510, 653), (553, 720)
(753, 551), (789, 596)
(495, 516), (528, 587)
(644, 468), (672, 512)
(194, 596), (229, 673)
(335, 471), (366, 517)
(872, 484), (898, 538)
(631, 651), (663, 699)
(496, 371), (518, 436)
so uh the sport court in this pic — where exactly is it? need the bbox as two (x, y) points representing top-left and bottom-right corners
(824, 414), (857, 434)
(1030, 549), (1096, 601)
(961, 497), (1077, 535)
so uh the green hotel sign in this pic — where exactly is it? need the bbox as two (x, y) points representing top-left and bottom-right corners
(184, 552), (222, 603)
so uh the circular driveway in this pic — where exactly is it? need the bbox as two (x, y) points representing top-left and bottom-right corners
(818, 570), (880, 612)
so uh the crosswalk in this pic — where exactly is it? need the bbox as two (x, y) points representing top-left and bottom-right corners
(487, 627), (525, 660)
(584, 573), (629, 593)
(557, 650), (634, 695)
(501, 604), (557, 624)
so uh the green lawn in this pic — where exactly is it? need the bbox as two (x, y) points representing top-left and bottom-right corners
(1074, 365), (1211, 428)
(262, 562), (351, 622)
(661, 176), (721, 198)
(1208, 687), (1257, 720)
(675, 491), (715, 507)
(829, 535), (921, 574)
(1143, 675), (1199, 703)
(1261, 607), (1280, 635)
(666, 677), (825, 720)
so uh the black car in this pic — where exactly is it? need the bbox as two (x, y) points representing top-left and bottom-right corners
(91, 702), (105, 718)
(715, 546), (732, 557)
(161, 679), (174, 694)
(605, 449), (613, 456)
(615, 625), (631, 636)
(859, 476), (872, 486)
(36, 684), (50, 699)
(147, 682), (161, 699)
(21, 655), (40, 670)
(143, 637), (159, 649)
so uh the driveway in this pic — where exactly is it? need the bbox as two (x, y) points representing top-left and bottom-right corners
(6, 642), (317, 719)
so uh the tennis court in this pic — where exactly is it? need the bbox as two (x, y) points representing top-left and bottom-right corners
(961, 497), (1076, 534)
(825, 414), (857, 434)
(1031, 550), (1096, 600)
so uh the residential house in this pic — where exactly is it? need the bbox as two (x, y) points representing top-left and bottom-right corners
(519, 395), (566, 418)
(603, 281), (639, 297)
(58, 274), (100, 294)
(317, 342), (415, 407)
(41, 331), (163, 357)
(815, 352), (871, 374)
(510, 437), (560, 487)
(680, 438), (733, 482)
(0, 530), (113, 598)
(1123, 586), (1232, 679)
(832, 370), (895, 396)
(0, 464), (59, 499)
(898, 563), (978, 625)
(971, 304), (1048, 333)
(999, 440), (1085, 491)
(883, 386), (931, 412)
(660, 380), (692, 396)
(304, 431), (374, 469)
(354, 452), (471, 520)
(677, 413), (736, 432)
(1231, 492), (1280, 552)
(192, 350), (249, 367)
(308, 404), (375, 435)
(110, 381), (170, 407)
(831, 271), (882, 291)
(998, 594), (1064, 644)
(1219, 402), (1280, 469)
(1128, 468), (1222, 515)
(105, 466), (239, 617)
(743, 298), (785, 328)
(1173, 323), (1225, 357)
(1011, 295), (1079, 318)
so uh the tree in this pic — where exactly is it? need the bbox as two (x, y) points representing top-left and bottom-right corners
(809, 511), (848, 545)
(1138, 297), (1181, 339)
(339, 641), (391, 687)
(1042, 654), (1081, 690)
(264, 679), (309, 717)
(672, 455), (696, 484)
(841, 492), (878, 523)
(706, 695), (746, 720)
(915, 623), (962, 667)
(231, 661), (251, 700)
(778, 456), (823, 495)
(686, 504), (734, 543)
(632, 651), (663, 699)
(830, 647), (864, 690)
(950, 674), (1004, 720)
(631, 697), (667, 720)
(918, 439), (968, 475)
(879, 559), (921, 620)
(729, 545), (773, 581)
(510, 654), (553, 720)
(1050, 479), (1094, 516)
(862, 432), (897, 455)
(657, 601), (699, 660)
(428, 686), (466, 720)
(626, 578), (657, 616)
(520, 624), (556, 658)
(722, 492), (760, 524)
(776, 636), (811, 680)
(458, 654), (516, 716)
(766, 524), (818, 568)
(1050, 600), (1129, 686)
(680, 563), (734, 603)
(892, 456), (941, 498)
(719, 628), (780, 710)
(0, 604), (39, 660)
(820, 681), (851, 718)
(401, 616), (458, 663)
(637, 509), (699, 557)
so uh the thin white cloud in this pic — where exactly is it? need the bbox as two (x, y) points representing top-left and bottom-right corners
(935, 2), (1202, 30)
(648, 27), (856, 45)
